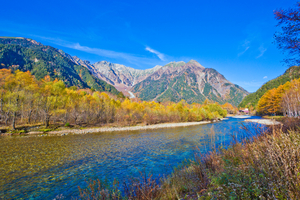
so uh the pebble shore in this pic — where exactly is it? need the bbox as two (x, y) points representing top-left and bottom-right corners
(244, 119), (282, 125)
(26, 120), (217, 136)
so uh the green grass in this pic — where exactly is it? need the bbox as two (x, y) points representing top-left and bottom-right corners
(39, 129), (52, 132)
(9, 129), (27, 134)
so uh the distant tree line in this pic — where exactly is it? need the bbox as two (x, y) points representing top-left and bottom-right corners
(0, 69), (229, 130)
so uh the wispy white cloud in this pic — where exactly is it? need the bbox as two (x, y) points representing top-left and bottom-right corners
(256, 45), (267, 59)
(67, 43), (160, 66)
(66, 42), (135, 60)
(35, 36), (130, 59)
(238, 46), (250, 57)
(145, 46), (166, 61)
(35, 36), (168, 67)
(263, 76), (267, 79)
(238, 40), (250, 57)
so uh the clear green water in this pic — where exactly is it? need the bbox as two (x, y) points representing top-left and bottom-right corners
(0, 116), (263, 199)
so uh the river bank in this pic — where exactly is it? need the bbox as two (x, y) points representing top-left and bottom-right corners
(74, 116), (300, 199)
(156, 120), (300, 199)
(2, 115), (270, 136)
(44, 120), (220, 136)
(244, 118), (282, 125)
(0, 116), (253, 199)
(1, 119), (223, 136)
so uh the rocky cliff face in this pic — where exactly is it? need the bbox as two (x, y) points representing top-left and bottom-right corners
(58, 52), (248, 106)
(57, 54), (163, 94)
(92, 61), (163, 87)
(131, 60), (248, 106)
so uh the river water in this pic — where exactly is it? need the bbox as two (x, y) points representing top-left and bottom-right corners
(0, 116), (263, 199)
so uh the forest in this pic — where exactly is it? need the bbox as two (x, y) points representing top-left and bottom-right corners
(239, 66), (300, 109)
(0, 69), (232, 131)
(257, 77), (300, 117)
(0, 39), (122, 96)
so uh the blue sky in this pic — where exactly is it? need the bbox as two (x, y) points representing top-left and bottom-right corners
(0, 0), (297, 92)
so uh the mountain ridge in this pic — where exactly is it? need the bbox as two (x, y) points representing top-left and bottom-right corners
(239, 66), (300, 108)
(0, 37), (122, 96)
(0, 36), (248, 105)
(73, 56), (248, 106)
(131, 61), (248, 106)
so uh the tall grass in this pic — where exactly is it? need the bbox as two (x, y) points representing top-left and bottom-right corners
(75, 118), (300, 199)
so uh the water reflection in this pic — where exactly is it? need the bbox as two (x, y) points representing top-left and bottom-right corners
(0, 116), (264, 199)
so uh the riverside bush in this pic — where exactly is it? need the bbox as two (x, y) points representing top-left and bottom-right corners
(164, 124), (300, 199)
(75, 119), (300, 199)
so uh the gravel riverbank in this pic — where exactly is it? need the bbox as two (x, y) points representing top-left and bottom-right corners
(25, 120), (217, 136)
(232, 115), (252, 119)
(244, 119), (282, 125)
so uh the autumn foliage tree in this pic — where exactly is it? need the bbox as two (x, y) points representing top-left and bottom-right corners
(0, 69), (228, 130)
(257, 81), (291, 115)
(221, 102), (237, 114)
(281, 79), (300, 117)
(256, 78), (300, 116)
(2, 70), (37, 129)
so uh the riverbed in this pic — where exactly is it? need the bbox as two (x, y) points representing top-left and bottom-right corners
(0, 116), (264, 199)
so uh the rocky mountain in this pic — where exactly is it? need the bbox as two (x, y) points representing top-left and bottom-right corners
(74, 56), (248, 106)
(131, 60), (248, 106)
(0, 37), (122, 96)
(1, 36), (248, 105)
(50, 40), (248, 106)
(91, 61), (163, 91)
(53, 42), (249, 106)
(61, 58), (163, 96)
(239, 65), (300, 108)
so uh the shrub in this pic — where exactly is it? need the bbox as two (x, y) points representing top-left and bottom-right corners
(76, 120), (300, 199)
(40, 129), (52, 132)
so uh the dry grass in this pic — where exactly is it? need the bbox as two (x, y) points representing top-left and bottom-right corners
(76, 179), (122, 200)
(75, 117), (300, 200)
(262, 115), (284, 120)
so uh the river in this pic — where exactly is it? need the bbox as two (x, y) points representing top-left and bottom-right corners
(0, 116), (264, 199)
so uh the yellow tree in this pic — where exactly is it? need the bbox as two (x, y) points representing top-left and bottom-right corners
(0, 70), (37, 128)
(81, 93), (95, 125)
(258, 81), (292, 115)
(258, 89), (275, 115)
(66, 89), (82, 125)
(222, 102), (237, 114)
(4, 70), (38, 129)
(3, 71), (20, 129)
(17, 71), (39, 124)
(92, 91), (105, 124)
(281, 78), (300, 117)
(0, 69), (13, 125)
(38, 77), (66, 128)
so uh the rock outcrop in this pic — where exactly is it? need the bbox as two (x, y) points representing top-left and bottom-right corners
(131, 60), (248, 106)
(58, 50), (248, 106)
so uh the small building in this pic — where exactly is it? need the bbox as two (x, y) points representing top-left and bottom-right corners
(239, 108), (249, 114)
